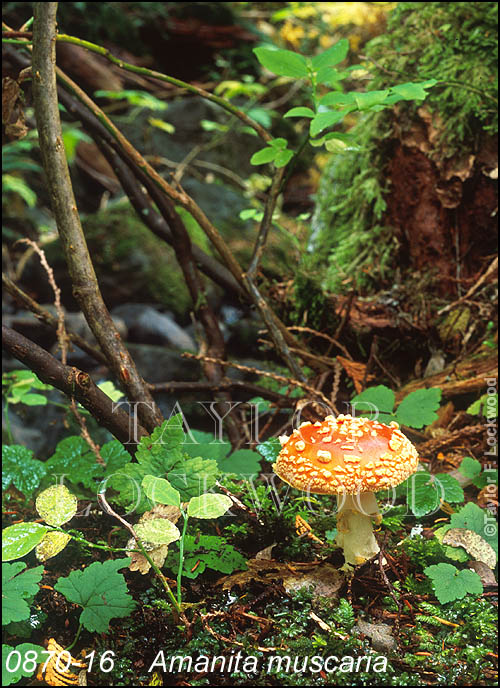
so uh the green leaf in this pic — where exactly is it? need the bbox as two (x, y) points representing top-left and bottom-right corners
(284, 106), (315, 119)
(250, 146), (277, 165)
(168, 456), (218, 501)
(350, 385), (395, 417)
(458, 456), (482, 480)
(35, 531), (72, 562)
(352, 90), (390, 110)
(142, 475), (180, 507)
(390, 79), (437, 100)
(45, 436), (99, 489)
(182, 430), (229, 462)
(97, 380), (124, 402)
(2, 643), (46, 686)
(148, 117), (175, 134)
(311, 39), (350, 71)
(407, 472), (440, 517)
(274, 149), (294, 167)
(135, 518), (180, 546)
(256, 437), (281, 463)
(218, 448), (261, 475)
(424, 563), (483, 604)
(253, 47), (308, 78)
(100, 440), (131, 475)
(187, 493), (233, 519)
(2, 523), (49, 562)
(2, 563), (44, 625)
(450, 502), (498, 555)
(310, 110), (345, 137)
(319, 92), (356, 107)
(35, 485), (78, 527)
(434, 473), (464, 503)
(95, 89), (167, 111)
(165, 535), (247, 579)
(54, 559), (136, 633)
(268, 138), (288, 149)
(395, 388), (441, 428)
(2, 445), (47, 497)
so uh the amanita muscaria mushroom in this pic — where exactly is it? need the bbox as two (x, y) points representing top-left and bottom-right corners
(273, 414), (418, 566)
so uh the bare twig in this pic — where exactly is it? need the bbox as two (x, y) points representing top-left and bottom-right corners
(2, 273), (108, 366)
(437, 257), (498, 315)
(16, 239), (67, 364)
(286, 326), (353, 360)
(246, 168), (285, 280)
(182, 352), (334, 408)
(31, 3), (161, 431)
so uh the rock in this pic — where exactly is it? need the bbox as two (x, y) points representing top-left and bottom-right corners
(356, 619), (396, 653)
(112, 304), (195, 351)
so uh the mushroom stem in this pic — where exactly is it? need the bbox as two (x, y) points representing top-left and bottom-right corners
(336, 493), (381, 566)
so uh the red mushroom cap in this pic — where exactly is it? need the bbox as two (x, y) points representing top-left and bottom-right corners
(273, 414), (418, 495)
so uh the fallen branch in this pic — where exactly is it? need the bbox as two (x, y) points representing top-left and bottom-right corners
(2, 326), (143, 450)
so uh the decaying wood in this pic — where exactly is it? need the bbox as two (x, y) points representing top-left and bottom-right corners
(395, 351), (498, 403)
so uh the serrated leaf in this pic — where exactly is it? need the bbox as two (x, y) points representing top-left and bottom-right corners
(168, 456), (218, 501)
(2, 445), (47, 497)
(442, 528), (496, 569)
(165, 534), (246, 579)
(2, 563), (44, 625)
(45, 436), (99, 489)
(407, 472), (441, 517)
(395, 388), (441, 428)
(434, 473), (464, 503)
(142, 476), (180, 507)
(250, 146), (277, 165)
(54, 559), (136, 633)
(2, 523), (49, 562)
(100, 440), (131, 474)
(35, 485), (77, 526)
(35, 531), (72, 562)
(257, 438), (281, 463)
(350, 385), (395, 417)
(311, 39), (349, 71)
(253, 47), (308, 78)
(310, 110), (345, 137)
(136, 415), (185, 466)
(390, 79), (437, 100)
(2, 643), (46, 685)
(218, 448), (261, 475)
(424, 563), (483, 604)
(284, 106), (315, 118)
(187, 493), (233, 519)
(135, 518), (180, 546)
(182, 430), (230, 462)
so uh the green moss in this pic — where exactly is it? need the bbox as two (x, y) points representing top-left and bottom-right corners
(310, 110), (395, 294)
(368, 1), (498, 152)
(81, 205), (193, 317)
(311, 1), (498, 296)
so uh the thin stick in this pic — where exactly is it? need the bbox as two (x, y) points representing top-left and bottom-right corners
(3, 273), (108, 365)
(31, 3), (162, 431)
(182, 352), (334, 408)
